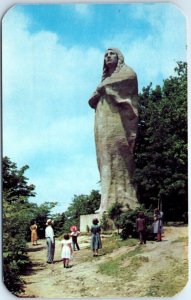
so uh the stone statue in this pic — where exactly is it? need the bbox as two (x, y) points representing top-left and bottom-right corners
(88, 48), (139, 213)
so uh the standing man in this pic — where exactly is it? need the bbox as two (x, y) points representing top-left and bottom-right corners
(45, 219), (55, 263)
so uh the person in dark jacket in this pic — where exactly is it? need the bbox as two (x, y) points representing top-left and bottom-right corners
(136, 212), (147, 244)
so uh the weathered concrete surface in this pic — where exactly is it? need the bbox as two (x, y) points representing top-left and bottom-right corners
(80, 213), (115, 232)
(80, 213), (101, 232)
(89, 48), (139, 213)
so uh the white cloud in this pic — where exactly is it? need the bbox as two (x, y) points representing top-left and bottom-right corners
(74, 4), (90, 16)
(103, 4), (187, 89)
(3, 8), (101, 212)
(3, 114), (94, 157)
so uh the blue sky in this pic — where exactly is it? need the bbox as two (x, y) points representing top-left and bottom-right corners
(2, 3), (187, 213)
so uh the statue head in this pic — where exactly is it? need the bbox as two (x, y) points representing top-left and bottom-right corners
(102, 48), (125, 81)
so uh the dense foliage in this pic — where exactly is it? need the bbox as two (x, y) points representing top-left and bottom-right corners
(107, 202), (154, 240)
(2, 157), (56, 295)
(119, 205), (154, 240)
(3, 157), (36, 294)
(30, 201), (57, 239)
(133, 62), (187, 221)
(3, 156), (36, 200)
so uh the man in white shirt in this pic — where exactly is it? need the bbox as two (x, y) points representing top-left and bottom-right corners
(45, 219), (55, 263)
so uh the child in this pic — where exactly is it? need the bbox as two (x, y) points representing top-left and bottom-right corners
(70, 227), (80, 251)
(61, 233), (73, 268)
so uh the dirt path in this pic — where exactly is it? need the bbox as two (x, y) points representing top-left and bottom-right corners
(20, 226), (188, 298)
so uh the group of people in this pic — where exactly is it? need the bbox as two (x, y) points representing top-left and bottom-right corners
(60, 226), (80, 268)
(30, 208), (163, 268)
(60, 218), (102, 267)
(44, 219), (80, 266)
(136, 208), (164, 245)
(43, 218), (102, 267)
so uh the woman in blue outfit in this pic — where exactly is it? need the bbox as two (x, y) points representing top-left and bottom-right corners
(90, 218), (102, 256)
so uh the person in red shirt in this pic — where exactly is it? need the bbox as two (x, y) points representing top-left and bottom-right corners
(70, 226), (80, 251)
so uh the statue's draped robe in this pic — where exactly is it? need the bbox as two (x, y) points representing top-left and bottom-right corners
(89, 65), (139, 213)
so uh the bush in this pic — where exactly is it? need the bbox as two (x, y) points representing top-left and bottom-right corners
(119, 205), (154, 240)
(3, 200), (31, 294)
(120, 221), (136, 240)
(100, 213), (113, 230)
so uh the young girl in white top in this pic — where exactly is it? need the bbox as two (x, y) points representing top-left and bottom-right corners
(61, 233), (73, 268)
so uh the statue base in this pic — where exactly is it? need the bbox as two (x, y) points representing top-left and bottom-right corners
(80, 212), (116, 232)
(80, 213), (102, 232)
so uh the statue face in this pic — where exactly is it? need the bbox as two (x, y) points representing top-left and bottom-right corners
(104, 49), (118, 68)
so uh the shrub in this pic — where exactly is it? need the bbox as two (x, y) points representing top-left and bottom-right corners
(100, 213), (113, 230)
(119, 205), (154, 240)
(120, 221), (136, 240)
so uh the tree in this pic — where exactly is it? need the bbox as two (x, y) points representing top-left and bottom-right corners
(63, 190), (101, 231)
(2, 157), (36, 294)
(29, 201), (58, 239)
(51, 212), (66, 236)
(133, 62), (187, 221)
(3, 156), (59, 294)
(3, 156), (36, 201)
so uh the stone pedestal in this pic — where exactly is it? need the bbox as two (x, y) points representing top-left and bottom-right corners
(80, 213), (115, 232)
(80, 213), (102, 232)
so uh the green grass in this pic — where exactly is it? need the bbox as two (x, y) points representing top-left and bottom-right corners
(119, 252), (149, 281)
(98, 258), (121, 276)
(81, 236), (140, 263)
(98, 234), (188, 296)
(98, 244), (148, 281)
(99, 236), (138, 256)
(145, 259), (188, 297)
(171, 236), (188, 243)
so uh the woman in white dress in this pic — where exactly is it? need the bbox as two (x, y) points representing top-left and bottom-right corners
(61, 233), (73, 268)
(153, 208), (164, 241)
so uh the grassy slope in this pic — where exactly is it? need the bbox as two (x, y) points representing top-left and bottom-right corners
(97, 231), (188, 297)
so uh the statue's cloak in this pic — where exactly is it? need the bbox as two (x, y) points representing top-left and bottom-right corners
(89, 64), (139, 213)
